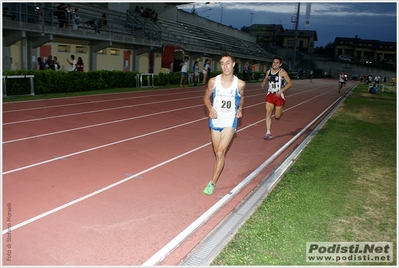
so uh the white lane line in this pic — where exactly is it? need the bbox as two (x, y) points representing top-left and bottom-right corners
(3, 88), (335, 174)
(3, 86), (320, 125)
(2, 88), (202, 113)
(1, 142), (211, 235)
(1, 87), (337, 238)
(2, 95), (201, 125)
(3, 104), (204, 144)
(141, 97), (343, 266)
(2, 117), (207, 175)
(3, 89), (266, 113)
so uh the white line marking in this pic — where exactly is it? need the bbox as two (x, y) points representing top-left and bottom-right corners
(3, 88), (335, 174)
(3, 95), (202, 125)
(3, 90), (267, 125)
(3, 104), (203, 143)
(1, 143), (211, 235)
(2, 88), (202, 113)
(2, 118), (207, 175)
(1, 86), (339, 242)
(141, 97), (342, 266)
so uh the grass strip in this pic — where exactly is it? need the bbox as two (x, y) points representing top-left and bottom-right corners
(212, 85), (396, 266)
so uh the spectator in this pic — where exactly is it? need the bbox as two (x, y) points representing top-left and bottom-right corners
(309, 68), (314, 82)
(66, 54), (76, 71)
(101, 13), (108, 31)
(45, 55), (54, 70)
(297, 68), (303, 79)
(75, 57), (84, 71)
(392, 76), (396, 86)
(64, 4), (72, 28)
(71, 8), (79, 30)
(202, 59), (210, 86)
(56, 3), (67, 28)
(179, 56), (189, 87)
(150, 10), (158, 22)
(243, 62), (248, 81)
(53, 56), (61, 71)
(233, 59), (239, 76)
(193, 61), (200, 86)
(248, 63), (254, 82)
(369, 83), (377, 94)
(338, 71), (345, 93)
(374, 75), (380, 85)
(37, 57), (46, 70)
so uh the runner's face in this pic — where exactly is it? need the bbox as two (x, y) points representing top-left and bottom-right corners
(272, 59), (282, 70)
(220, 56), (234, 74)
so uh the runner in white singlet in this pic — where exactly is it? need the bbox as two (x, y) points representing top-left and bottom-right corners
(209, 75), (241, 131)
(202, 52), (246, 195)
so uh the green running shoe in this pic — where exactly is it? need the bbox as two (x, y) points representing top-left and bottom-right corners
(203, 181), (215, 195)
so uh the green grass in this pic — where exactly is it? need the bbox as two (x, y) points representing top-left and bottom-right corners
(212, 84), (396, 266)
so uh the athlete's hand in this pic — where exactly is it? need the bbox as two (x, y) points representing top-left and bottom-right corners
(208, 108), (218, 119)
(261, 81), (266, 89)
(236, 109), (242, 118)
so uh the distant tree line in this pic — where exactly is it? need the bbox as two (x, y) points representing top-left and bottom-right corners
(313, 42), (334, 56)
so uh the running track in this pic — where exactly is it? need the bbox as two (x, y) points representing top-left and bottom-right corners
(2, 78), (355, 266)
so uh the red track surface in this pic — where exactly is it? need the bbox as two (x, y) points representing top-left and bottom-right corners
(2, 79), (356, 266)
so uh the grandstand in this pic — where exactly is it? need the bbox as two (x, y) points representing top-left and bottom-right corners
(2, 2), (273, 73)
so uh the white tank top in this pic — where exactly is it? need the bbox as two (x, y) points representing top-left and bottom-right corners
(210, 75), (241, 129)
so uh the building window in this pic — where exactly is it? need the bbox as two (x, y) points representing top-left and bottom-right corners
(97, 49), (107, 55)
(58, 45), (70, 53)
(76, 46), (87, 53)
(110, 49), (120, 56)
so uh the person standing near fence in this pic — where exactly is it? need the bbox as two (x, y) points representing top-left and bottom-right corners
(193, 61), (200, 86)
(233, 59), (239, 76)
(338, 71), (345, 93)
(66, 54), (76, 72)
(202, 52), (246, 195)
(53, 56), (61, 71)
(45, 55), (54, 70)
(37, 57), (46, 70)
(179, 56), (189, 87)
(202, 59), (210, 86)
(71, 8), (79, 30)
(75, 57), (84, 71)
(309, 68), (314, 82)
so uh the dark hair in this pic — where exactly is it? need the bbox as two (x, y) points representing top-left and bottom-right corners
(219, 51), (235, 63)
(273, 56), (282, 63)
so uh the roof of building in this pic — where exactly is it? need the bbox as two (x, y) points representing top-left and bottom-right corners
(280, 30), (318, 41)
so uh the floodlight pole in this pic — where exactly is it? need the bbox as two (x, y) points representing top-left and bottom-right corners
(292, 3), (300, 71)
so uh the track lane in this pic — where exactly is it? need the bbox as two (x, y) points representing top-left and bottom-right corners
(2, 79), (356, 265)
